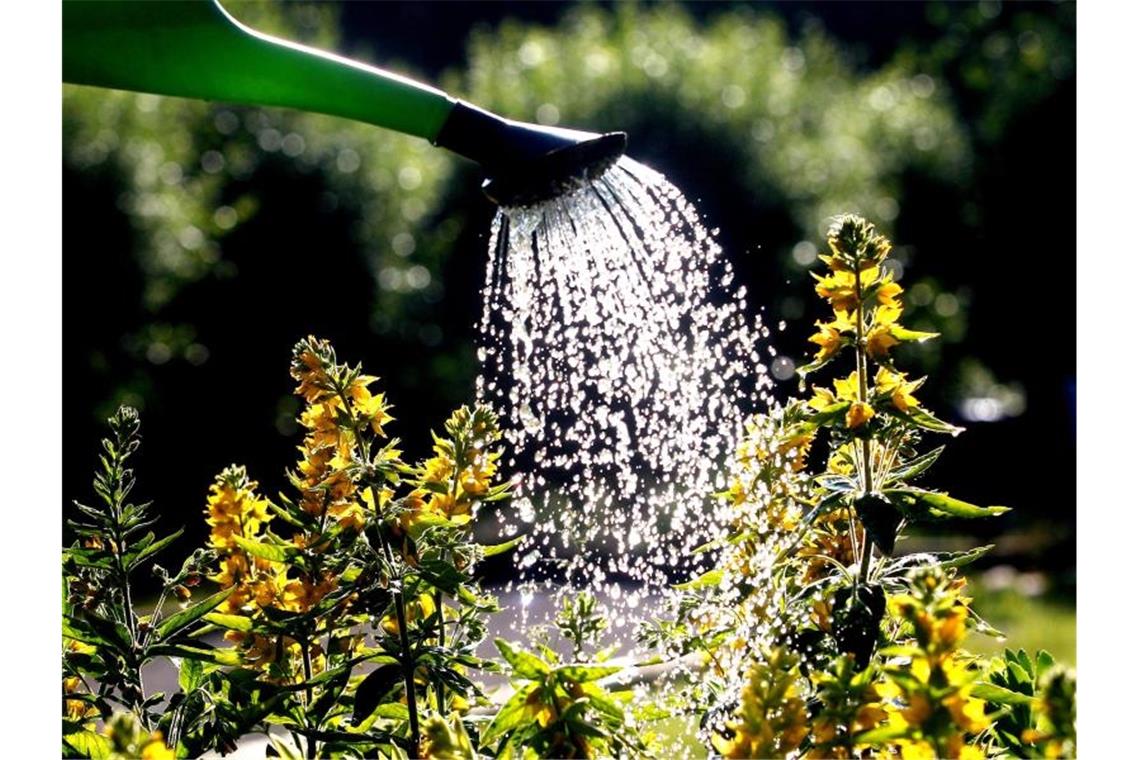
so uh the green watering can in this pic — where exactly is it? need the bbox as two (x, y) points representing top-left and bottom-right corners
(63, 0), (626, 207)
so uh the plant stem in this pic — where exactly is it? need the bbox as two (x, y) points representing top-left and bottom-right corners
(853, 265), (875, 586)
(435, 589), (447, 715)
(364, 468), (422, 756)
(336, 385), (424, 753)
(302, 640), (318, 758)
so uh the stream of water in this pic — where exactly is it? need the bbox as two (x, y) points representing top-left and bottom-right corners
(477, 157), (777, 640)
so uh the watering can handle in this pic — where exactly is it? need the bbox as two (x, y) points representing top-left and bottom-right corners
(63, 0), (457, 142)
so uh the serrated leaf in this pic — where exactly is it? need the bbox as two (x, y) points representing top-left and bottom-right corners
(155, 586), (233, 640)
(495, 638), (550, 679)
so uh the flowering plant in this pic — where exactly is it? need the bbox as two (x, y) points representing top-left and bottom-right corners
(655, 215), (1076, 759)
(62, 217), (1074, 759)
(63, 337), (518, 758)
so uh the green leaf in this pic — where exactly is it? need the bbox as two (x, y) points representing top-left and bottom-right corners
(352, 663), (403, 725)
(885, 406), (964, 436)
(852, 724), (910, 744)
(890, 326), (940, 343)
(232, 535), (299, 564)
(673, 568), (723, 591)
(149, 643), (243, 666)
(855, 493), (904, 556)
(817, 474), (858, 493)
(203, 612), (254, 632)
(155, 586), (233, 640)
(495, 638), (550, 679)
(63, 729), (111, 760)
(886, 446), (945, 484)
(555, 663), (623, 683)
(129, 528), (183, 569)
(482, 684), (537, 746)
(809, 401), (851, 427)
(482, 535), (525, 558)
(891, 490), (1010, 520)
(972, 682), (1037, 706)
(177, 656), (214, 692)
(797, 350), (841, 377)
(1035, 650), (1056, 674)
(417, 559), (468, 595)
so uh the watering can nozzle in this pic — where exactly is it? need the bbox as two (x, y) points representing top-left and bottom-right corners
(434, 101), (627, 208)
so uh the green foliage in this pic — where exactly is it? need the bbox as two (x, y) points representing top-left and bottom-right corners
(62, 407), (213, 755)
(484, 593), (645, 759)
(63, 339), (515, 758)
(982, 649), (1077, 758)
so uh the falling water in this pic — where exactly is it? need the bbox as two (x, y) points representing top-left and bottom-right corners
(477, 157), (777, 641)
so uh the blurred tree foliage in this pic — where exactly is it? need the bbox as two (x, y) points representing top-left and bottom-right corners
(64, 1), (1074, 575)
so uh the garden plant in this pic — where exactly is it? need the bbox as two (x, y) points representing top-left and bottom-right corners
(63, 216), (1074, 758)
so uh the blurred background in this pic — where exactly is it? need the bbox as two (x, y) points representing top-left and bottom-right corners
(63, 1), (1075, 659)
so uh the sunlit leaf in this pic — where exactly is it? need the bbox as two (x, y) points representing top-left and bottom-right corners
(154, 586), (233, 640)
(495, 638), (550, 679)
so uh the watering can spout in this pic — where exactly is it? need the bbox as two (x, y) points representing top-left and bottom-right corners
(62, 0), (626, 207)
(435, 101), (627, 207)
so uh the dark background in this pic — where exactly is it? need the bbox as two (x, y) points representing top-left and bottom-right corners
(63, 1), (1074, 595)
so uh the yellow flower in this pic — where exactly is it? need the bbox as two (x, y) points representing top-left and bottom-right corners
(204, 473), (269, 550)
(812, 267), (879, 312)
(874, 367), (922, 413)
(140, 734), (176, 760)
(290, 339), (334, 403)
(833, 371), (862, 402)
(899, 738), (937, 760)
(877, 275), (903, 307)
(808, 310), (855, 362)
(866, 303), (902, 358)
(945, 692), (989, 733)
(846, 401), (875, 429)
(350, 382), (394, 435)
